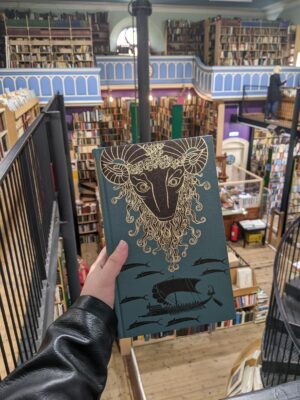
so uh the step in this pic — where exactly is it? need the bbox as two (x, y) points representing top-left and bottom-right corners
(260, 369), (300, 388)
(262, 336), (300, 365)
(266, 296), (300, 340)
(262, 360), (300, 378)
(285, 276), (300, 302)
(282, 296), (300, 329)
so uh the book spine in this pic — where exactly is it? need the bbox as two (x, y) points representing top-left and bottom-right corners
(93, 148), (125, 338)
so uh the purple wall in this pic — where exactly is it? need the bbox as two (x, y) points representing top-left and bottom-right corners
(223, 101), (265, 142)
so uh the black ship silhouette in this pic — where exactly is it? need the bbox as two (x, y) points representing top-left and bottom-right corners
(139, 278), (222, 317)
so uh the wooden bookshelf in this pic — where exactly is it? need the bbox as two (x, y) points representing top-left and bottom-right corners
(0, 109), (9, 162)
(5, 15), (93, 68)
(76, 201), (99, 245)
(0, 13), (6, 68)
(90, 12), (110, 55)
(99, 98), (131, 146)
(200, 17), (294, 66)
(0, 91), (40, 152)
(180, 95), (219, 150)
(149, 96), (177, 141)
(165, 19), (201, 55)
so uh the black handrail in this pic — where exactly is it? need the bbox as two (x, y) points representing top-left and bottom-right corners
(272, 217), (300, 354)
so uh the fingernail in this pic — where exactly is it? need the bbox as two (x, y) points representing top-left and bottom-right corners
(117, 240), (128, 255)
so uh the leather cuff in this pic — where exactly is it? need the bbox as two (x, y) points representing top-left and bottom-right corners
(71, 295), (118, 335)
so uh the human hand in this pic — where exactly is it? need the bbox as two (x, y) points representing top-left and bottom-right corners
(81, 240), (128, 309)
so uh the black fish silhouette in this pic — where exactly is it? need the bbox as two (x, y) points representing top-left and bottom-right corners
(120, 295), (148, 304)
(128, 319), (162, 330)
(201, 268), (227, 276)
(193, 257), (226, 266)
(167, 315), (201, 327)
(135, 270), (164, 279)
(122, 262), (151, 272)
(208, 285), (223, 307)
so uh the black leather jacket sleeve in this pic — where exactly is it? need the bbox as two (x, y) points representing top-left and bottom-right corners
(0, 295), (117, 400)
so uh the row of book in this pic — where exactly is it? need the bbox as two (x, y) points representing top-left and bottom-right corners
(77, 214), (97, 223)
(74, 110), (102, 123)
(73, 137), (101, 146)
(78, 170), (96, 180)
(217, 310), (254, 328)
(80, 234), (99, 244)
(78, 222), (98, 234)
(235, 294), (257, 309)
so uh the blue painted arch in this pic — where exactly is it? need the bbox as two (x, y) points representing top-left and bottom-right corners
(87, 76), (98, 95)
(16, 77), (27, 90)
(28, 77), (40, 96)
(52, 77), (63, 96)
(41, 77), (52, 96)
(3, 77), (15, 92)
(76, 77), (86, 95)
(65, 76), (75, 95)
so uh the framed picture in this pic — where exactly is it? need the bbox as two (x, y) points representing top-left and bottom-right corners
(227, 360), (246, 396)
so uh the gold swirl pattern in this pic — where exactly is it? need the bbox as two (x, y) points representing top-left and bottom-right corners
(100, 137), (210, 272)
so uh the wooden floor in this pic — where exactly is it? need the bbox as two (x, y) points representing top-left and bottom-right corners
(100, 242), (275, 400)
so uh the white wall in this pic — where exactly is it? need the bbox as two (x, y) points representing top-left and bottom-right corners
(108, 5), (264, 53)
(0, 2), (264, 53)
(280, 1), (300, 24)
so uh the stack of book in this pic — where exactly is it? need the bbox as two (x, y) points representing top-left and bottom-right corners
(255, 288), (269, 323)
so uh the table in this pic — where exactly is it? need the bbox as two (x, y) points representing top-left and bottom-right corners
(238, 219), (267, 248)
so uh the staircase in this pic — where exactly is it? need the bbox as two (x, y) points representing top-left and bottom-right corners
(261, 217), (300, 387)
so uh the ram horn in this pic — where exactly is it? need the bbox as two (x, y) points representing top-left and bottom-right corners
(162, 137), (208, 174)
(100, 144), (147, 184)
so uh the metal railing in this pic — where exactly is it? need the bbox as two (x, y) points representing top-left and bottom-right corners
(262, 217), (300, 387)
(0, 95), (80, 380)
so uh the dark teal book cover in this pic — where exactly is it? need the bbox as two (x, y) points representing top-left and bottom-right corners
(93, 136), (235, 338)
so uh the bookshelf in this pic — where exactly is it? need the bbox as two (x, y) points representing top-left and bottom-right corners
(0, 109), (9, 162)
(287, 156), (300, 228)
(54, 238), (70, 320)
(165, 19), (201, 55)
(200, 18), (294, 66)
(90, 12), (110, 55)
(181, 95), (218, 148)
(76, 201), (99, 245)
(72, 108), (102, 189)
(0, 90), (40, 152)
(4, 15), (93, 68)
(249, 129), (299, 218)
(99, 98), (131, 146)
(0, 13), (6, 68)
(149, 97), (177, 141)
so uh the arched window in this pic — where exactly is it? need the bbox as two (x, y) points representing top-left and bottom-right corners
(117, 27), (137, 55)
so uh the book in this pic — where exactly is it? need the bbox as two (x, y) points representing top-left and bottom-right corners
(93, 136), (235, 338)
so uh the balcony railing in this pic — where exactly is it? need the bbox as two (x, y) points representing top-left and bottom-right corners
(0, 59), (299, 102)
(0, 69), (102, 105)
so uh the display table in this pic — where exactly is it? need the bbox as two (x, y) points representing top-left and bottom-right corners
(219, 166), (264, 240)
(238, 220), (267, 248)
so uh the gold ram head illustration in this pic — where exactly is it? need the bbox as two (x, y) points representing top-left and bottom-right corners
(100, 137), (211, 272)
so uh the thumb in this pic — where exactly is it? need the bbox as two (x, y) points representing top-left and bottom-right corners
(102, 240), (128, 280)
